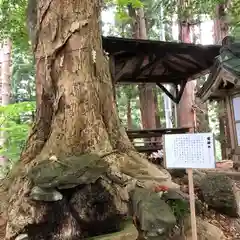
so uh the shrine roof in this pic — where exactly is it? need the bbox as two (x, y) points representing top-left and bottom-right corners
(102, 36), (221, 85)
(197, 36), (240, 101)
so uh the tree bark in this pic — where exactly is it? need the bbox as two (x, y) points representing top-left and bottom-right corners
(195, 99), (210, 133)
(0, 1), (175, 239)
(127, 95), (133, 129)
(178, 17), (196, 130)
(177, 80), (196, 129)
(138, 83), (156, 129)
(213, 4), (229, 44)
(195, 77), (210, 133)
(154, 90), (161, 128)
(138, 8), (156, 130)
(194, 22), (210, 133)
(154, 89), (162, 146)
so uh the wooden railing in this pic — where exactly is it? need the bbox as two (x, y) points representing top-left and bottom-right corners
(126, 127), (190, 153)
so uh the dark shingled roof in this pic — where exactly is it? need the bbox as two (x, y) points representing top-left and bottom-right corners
(102, 36), (221, 85)
(197, 36), (240, 102)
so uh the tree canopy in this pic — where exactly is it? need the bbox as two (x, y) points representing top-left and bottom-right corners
(1, 0), (238, 52)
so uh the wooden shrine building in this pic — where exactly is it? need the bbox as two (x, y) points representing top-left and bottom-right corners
(197, 36), (240, 162)
(102, 36), (221, 153)
(102, 36), (220, 104)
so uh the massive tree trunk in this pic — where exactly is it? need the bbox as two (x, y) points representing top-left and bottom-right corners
(0, 1), (176, 239)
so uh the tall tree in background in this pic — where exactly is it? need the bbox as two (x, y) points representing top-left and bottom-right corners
(177, 0), (196, 130)
(214, 3), (229, 43)
(128, 5), (158, 129)
(1, 39), (12, 106)
(195, 76), (211, 132)
(0, 39), (12, 149)
(194, 23), (211, 133)
(213, 2), (229, 159)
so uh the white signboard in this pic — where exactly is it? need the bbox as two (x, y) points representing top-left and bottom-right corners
(164, 133), (216, 169)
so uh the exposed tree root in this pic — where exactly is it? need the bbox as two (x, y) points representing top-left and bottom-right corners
(0, 147), (178, 239)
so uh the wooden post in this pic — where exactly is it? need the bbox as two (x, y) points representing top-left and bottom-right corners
(164, 130), (215, 240)
(188, 105), (198, 239)
(187, 168), (198, 240)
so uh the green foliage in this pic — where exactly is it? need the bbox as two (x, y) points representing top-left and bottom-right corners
(115, 0), (143, 22)
(208, 101), (222, 161)
(162, 0), (223, 20)
(11, 47), (35, 102)
(228, 0), (240, 39)
(0, 102), (35, 162)
(0, 0), (226, 51)
(116, 85), (141, 128)
(167, 199), (189, 221)
(0, 0), (36, 175)
(114, 0), (224, 27)
(156, 89), (166, 126)
(229, 0), (240, 26)
(112, 0), (173, 127)
(0, 0), (29, 51)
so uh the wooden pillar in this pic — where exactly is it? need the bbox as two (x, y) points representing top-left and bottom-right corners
(218, 99), (228, 159)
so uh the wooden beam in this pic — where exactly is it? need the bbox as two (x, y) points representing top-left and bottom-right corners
(226, 96), (236, 153)
(133, 145), (163, 153)
(109, 55), (116, 81)
(176, 80), (188, 103)
(156, 83), (177, 103)
(174, 53), (208, 69)
(127, 127), (190, 139)
(139, 55), (160, 75)
(127, 127), (190, 134)
(200, 68), (223, 102)
(115, 56), (140, 82)
(131, 55), (145, 79)
(156, 80), (188, 104)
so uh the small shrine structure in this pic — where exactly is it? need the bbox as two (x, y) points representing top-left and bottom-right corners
(102, 36), (220, 104)
(102, 36), (221, 153)
(197, 36), (240, 162)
